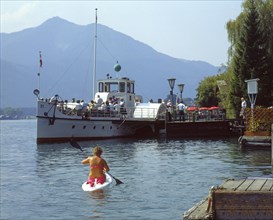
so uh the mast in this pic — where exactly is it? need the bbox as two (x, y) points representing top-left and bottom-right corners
(92, 8), (98, 99)
(38, 51), (42, 91)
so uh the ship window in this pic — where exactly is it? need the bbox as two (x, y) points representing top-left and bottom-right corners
(99, 82), (104, 92)
(127, 83), (130, 93)
(104, 82), (120, 92)
(72, 125), (75, 129)
(110, 126), (112, 129)
(102, 126), (105, 129)
(105, 83), (110, 92)
(83, 125), (86, 129)
(126, 83), (134, 93)
(119, 82), (125, 92)
(93, 126), (96, 129)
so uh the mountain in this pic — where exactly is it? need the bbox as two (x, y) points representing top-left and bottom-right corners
(1, 17), (218, 108)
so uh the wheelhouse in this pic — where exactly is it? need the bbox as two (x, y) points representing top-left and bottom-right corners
(97, 77), (135, 94)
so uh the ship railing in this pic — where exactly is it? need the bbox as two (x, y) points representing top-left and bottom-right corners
(55, 104), (162, 120)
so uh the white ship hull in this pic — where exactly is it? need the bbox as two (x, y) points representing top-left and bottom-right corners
(37, 117), (143, 143)
(36, 99), (165, 143)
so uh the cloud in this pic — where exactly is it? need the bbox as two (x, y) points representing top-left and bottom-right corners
(1, 2), (39, 33)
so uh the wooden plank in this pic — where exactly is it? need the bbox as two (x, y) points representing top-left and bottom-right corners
(215, 209), (273, 220)
(214, 192), (273, 210)
(183, 178), (273, 220)
(247, 179), (267, 191)
(261, 179), (273, 191)
(183, 199), (211, 220)
(236, 179), (254, 191)
(220, 179), (245, 191)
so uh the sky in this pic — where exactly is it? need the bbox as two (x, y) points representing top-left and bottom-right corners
(1, 0), (243, 66)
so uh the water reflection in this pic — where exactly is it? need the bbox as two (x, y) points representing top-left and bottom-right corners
(88, 190), (106, 200)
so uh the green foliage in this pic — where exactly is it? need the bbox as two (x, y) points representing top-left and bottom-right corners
(195, 75), (221, 107)
(195, 0), (273, 118)
(227, 0), (273, 116)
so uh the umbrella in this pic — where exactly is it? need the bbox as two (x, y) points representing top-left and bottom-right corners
(187, 106), (199, 111)
(199, 107), (210, 111)
(209, 106), (219, 110)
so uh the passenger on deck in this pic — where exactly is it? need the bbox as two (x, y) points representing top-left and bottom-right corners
(100, 102), (106, 112)
(114, 101), (120, 114)
(88, 100), (95, 110)
(105, 101), (110, 115)
(97, 95), (103, 107)
(81, 146), (110, 187)
(81, 100), (89, 111)
(120, 98), (126, 116)
(109, 100), (114, 112)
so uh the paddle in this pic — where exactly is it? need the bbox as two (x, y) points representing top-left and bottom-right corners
(70, 139), (83, 152)
(107, 173), (123, 185)
(69, 139), (123, 185)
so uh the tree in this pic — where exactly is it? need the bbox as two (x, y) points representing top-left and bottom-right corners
(227, 0), (273, 116)
(196, 0), (273, 117)
(195, 75), (220, 107)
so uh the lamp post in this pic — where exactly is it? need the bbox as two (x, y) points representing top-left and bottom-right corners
(167, 78), (176, 121)
(167, 78), (176, 105)
(245, 78), (259, 131)
(177, 83), (185, 102)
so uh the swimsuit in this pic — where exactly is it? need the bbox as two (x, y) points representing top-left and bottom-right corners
(88, 164), (105, 187)
(87, 176), (106, 187)
(90, 165), (104, 169)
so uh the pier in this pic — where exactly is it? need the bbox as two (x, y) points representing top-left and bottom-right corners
(164, 119), (244, 138)
(238, 108), (272, 148)
(183, 178), (273, 220)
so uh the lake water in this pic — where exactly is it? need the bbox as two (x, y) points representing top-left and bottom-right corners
(1, 120), (272, 220)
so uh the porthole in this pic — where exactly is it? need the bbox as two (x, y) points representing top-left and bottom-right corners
(102, 126), (105, 129)
(110, 126), (112, 129)
(72, 125), (75, 129)
(83, 125), (86, 129)
(93, 126), (96, 129)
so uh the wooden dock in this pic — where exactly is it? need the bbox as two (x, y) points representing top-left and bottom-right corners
(183, 178), (273, 220)
(166, 120), (240, 138)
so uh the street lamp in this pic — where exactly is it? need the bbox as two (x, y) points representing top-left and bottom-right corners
(177, 83), (185, 102)
(167, 78), (176, 105)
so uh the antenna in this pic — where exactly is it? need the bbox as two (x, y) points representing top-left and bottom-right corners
(37, 51), (42, 92)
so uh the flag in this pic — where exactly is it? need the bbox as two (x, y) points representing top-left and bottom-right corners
(39, 51), (42, 68)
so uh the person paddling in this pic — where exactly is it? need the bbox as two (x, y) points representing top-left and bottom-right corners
(81, 146), (110, 187)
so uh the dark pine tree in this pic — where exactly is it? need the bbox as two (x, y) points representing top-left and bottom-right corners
(230, 0), (270, 115)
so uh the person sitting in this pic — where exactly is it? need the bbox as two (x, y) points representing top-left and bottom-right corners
(81, 146), (110, 187)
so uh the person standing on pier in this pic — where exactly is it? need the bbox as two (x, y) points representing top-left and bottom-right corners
(240, 97), (247, 119)
(166, 99), (173, 121)
(177, 101), (186, 121)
